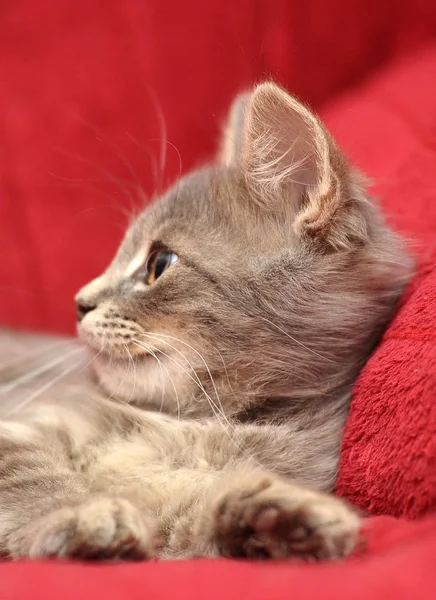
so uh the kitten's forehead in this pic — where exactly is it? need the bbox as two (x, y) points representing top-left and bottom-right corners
(112, 166), (244, 271)
(147, 166), (232, 227)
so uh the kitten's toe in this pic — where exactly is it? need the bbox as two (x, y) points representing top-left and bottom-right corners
(29, 496), (155, 561)
(214, 475), (360, 560)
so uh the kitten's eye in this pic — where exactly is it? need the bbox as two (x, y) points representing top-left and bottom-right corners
(143, 247), (178, 285)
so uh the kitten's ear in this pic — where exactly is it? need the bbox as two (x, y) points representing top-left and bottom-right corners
(224, 82), (350, 238)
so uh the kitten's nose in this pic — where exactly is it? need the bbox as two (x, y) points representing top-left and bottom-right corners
(75, 298), (96, 322)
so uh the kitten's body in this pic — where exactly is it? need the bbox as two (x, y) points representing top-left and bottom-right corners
(0, 391), (356, 559)
(0, 83), (411, 561)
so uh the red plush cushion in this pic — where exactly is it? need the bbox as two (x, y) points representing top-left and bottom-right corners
(326, 45), (436, 518)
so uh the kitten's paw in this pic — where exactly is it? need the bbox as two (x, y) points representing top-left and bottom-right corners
(28, 496), (154, 561)
(213, 475), (360, 560)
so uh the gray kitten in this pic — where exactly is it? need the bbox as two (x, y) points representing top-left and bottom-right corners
(0, 82), (410, 561)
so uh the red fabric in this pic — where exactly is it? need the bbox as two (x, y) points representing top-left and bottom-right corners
(1, 517), (436, 600)
(2, 1), (436, 598)
(2, 0), (436, 333)
(327, 45), (436, 518)
(336, 252), (436, 517)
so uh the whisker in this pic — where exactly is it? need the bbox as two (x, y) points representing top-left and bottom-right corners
(2, 356), (86, 418)
(0, 339), (76, 378)
(132, 340), (181, 422)
(125, 132), (161, 197)
(210, 343), (237, 400)
(153, 346), (167, 413)
(144, 84), (168, 193)
(139, 337), (217, 413)
(42, 179), (134, 224)
(141, 334), (202, 385)
(0, 347), (85, 398)
(75, 115), (145, 196)
(140, 333), (231, 429)
(144, 332), (227, 421)
(73, 344), (108, 376)
(52, 146), (139, 219)
(105, 357), (134, 403)
(136, 336), (244, 450)
(123, 343), (137, 405)
(261, 317), (335, 363)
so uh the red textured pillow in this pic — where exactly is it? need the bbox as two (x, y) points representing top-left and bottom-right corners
(326, 45), (436, 517)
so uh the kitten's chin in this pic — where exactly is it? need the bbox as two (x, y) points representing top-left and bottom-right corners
(90, 349), (198, 415)
(91, 353), (169, 407)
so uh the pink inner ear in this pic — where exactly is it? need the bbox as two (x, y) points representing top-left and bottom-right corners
(241, 83), (331, 198)
(231, 83), (360, 249)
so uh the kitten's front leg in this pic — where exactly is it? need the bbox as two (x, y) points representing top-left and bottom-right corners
(27, 496), (154, 560)
(195, 471), (360, 560)
(0, 428), (154, 560)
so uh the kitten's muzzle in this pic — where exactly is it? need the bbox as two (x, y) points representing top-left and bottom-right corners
(75, 297), (97, 322)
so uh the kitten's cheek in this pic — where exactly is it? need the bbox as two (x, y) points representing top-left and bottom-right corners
(76, 319), (99, 351)
(76, 317), (112, 356)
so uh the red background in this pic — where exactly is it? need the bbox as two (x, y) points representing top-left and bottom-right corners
(1, 0), (436, 334)
(1, 1), (436, 598)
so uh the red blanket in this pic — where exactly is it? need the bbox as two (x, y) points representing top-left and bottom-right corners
(327, 45), (436, 519)
(1, 1), (436, 597)
(1, 517), (436, 600)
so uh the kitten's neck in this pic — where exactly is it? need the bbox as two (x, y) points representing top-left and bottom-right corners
(234, 385), (353, 427)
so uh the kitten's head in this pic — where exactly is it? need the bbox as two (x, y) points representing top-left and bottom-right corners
(76, 83), (411, 418)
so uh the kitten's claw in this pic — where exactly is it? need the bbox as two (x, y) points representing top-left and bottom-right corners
(28, 496), (154, 561)
(213, 475), (360, 560)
